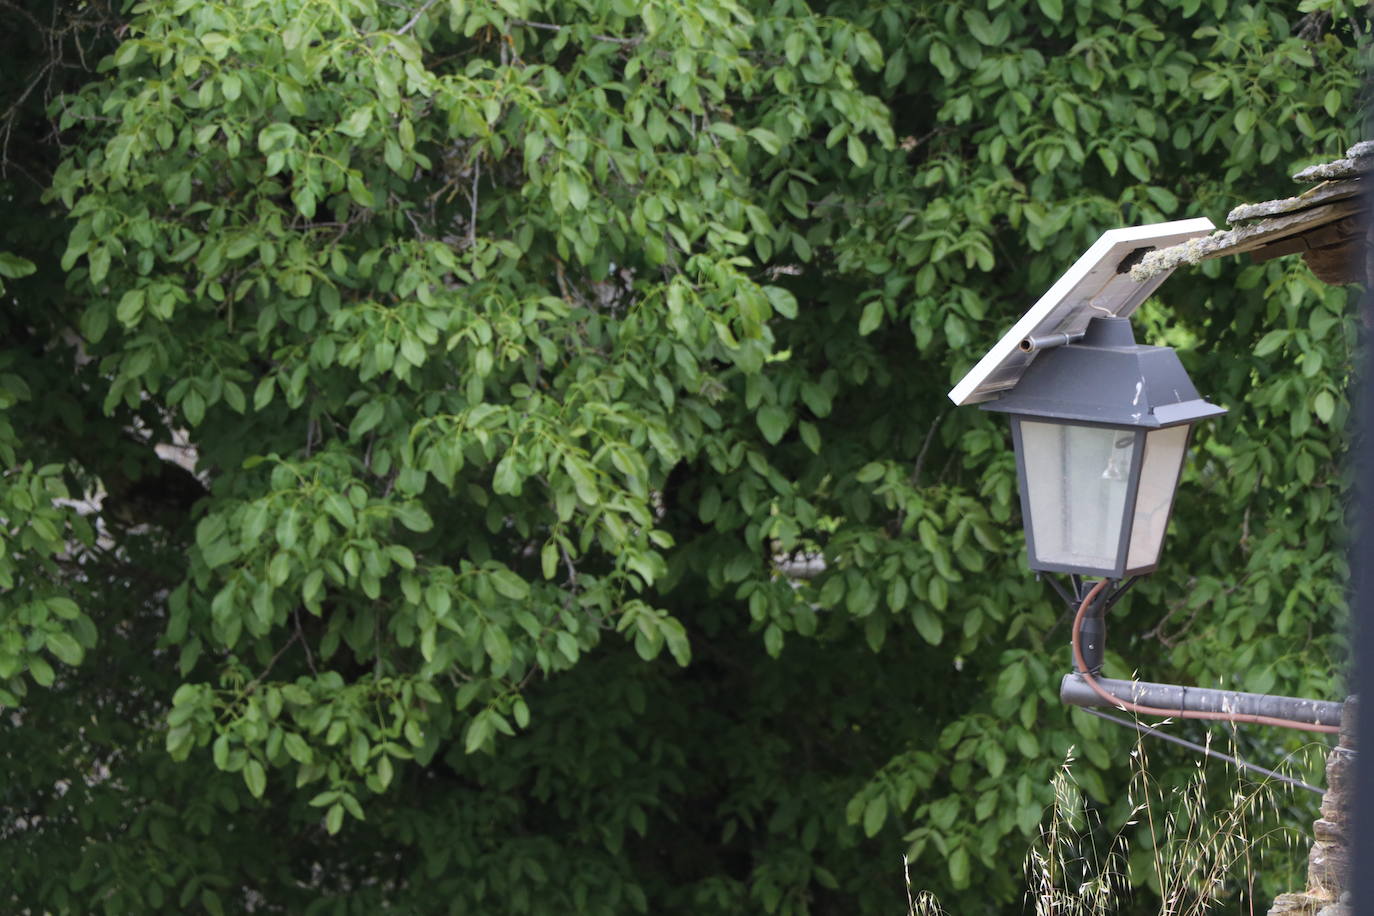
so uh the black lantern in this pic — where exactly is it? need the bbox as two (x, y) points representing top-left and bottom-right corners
(981, 316), (1225, 579)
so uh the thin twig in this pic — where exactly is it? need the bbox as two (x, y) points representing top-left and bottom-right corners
(469, 156), (479, 246)
(560, 544), (578, 588)
(909, 412), (944, 487)
(374, 615), (382, 680)
(294, 609), (318, 675)
(508, 18), (639, 45)
(242, 630), (302, 696)
(396, 0), (440, 36)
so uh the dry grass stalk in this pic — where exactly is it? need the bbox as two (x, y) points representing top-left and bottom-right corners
(905, 727), (1321, 915)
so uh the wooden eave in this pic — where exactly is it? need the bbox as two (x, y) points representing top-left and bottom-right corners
(1131, 143), (1372, 286)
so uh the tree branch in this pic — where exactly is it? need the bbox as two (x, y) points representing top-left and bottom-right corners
(396, 0), (440, 36)
(509, 18), (639, 45)
(469, 156), (479, 246)
(909, 412), (945, 488)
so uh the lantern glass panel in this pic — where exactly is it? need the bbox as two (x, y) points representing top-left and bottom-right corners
(1124, 424), (1190, 571)
(1019, 420), (1138, 571)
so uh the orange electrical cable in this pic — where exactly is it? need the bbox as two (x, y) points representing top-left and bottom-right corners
(1070, 578), (1340, 735)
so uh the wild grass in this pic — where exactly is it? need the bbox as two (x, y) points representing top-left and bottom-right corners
(905, 727), (1324, 916)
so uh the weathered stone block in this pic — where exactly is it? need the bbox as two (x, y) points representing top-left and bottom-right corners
(1266, 696), (1356, 916)
(1268, 891), (1322, 916)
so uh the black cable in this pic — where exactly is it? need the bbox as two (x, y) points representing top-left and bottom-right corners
(1078, 707), (1323, 795)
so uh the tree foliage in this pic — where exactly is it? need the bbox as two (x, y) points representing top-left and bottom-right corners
(1, 0), (1367, 912)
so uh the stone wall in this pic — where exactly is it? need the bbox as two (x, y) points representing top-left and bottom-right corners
(1267, 696), (1356, 916)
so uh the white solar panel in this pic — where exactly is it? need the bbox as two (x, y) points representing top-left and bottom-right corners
(947, 218), (1215, 406)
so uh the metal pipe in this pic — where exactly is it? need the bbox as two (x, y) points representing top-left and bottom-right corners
(1059, 673), (1343, 728)
(1019, 330), (1085, 352)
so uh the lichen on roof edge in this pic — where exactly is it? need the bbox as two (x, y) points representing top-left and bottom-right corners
(1128, 143), (1370, 283)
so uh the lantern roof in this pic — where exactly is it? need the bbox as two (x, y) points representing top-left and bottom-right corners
(979, 317), (1227, 428)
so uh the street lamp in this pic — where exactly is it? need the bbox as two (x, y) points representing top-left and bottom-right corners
(980, 315), (1225, 579)
(947, 219), (1342, 734)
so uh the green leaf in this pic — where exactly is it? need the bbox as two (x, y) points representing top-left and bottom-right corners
(1097, 147), (1118, 176)
(339, 106), (374, 138)
(985, 743), (1007, 778)
(45, 632), (84, 666)
(856, 462), (885, 483)
(565, 457), (599, 504)
(465, 712), (493, 754)
(48, 598), (80, 620)
(1051, 97), (1076, 133)
(1144, 186), (1178, 213)
(1314, 390), (1335, 423)
(858, 300), (884, 335)
(964, 10), (1009, 45)
(29, 656), (55, 687)
(1254, 330), (1288, 357)
(196, 514), (228, 553)
(375, 754), (394, 790)
(347, 173), (374, 208)
(276, 79), (305, 116)
(928, 576), (948, 611)
(183, 389), (205, 426)
(213, 735), (230, 770)
(756, 406), (789, 445)
(912, 606), (943, 645)
(1123, 148), (1150, 182)
(928, 42), (954, 78)
(948, 846), (971, 888)
(1324, 88), (1341, 118)
(566, 172), (589, 211)
(284, 732), (312, 764)
(862, 794), (887, 837)
(324, 492), (356, 529)
(0, 252), (37, 279)
(483, 624), (512, 673)
(223, 382), (246, 413)
(221, 72), (242, 101)
(395, 504), (433, 533)
(244, 759), (267, 798)
(997, 663), (1026, 700)
(200, 32), (232, 59)
(748, 128), (782, 155)
(847, 135), (868, 168)
(490, 569), (529, 600)
(493, 455), (521, 495)
(763, 623), (783, 658)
